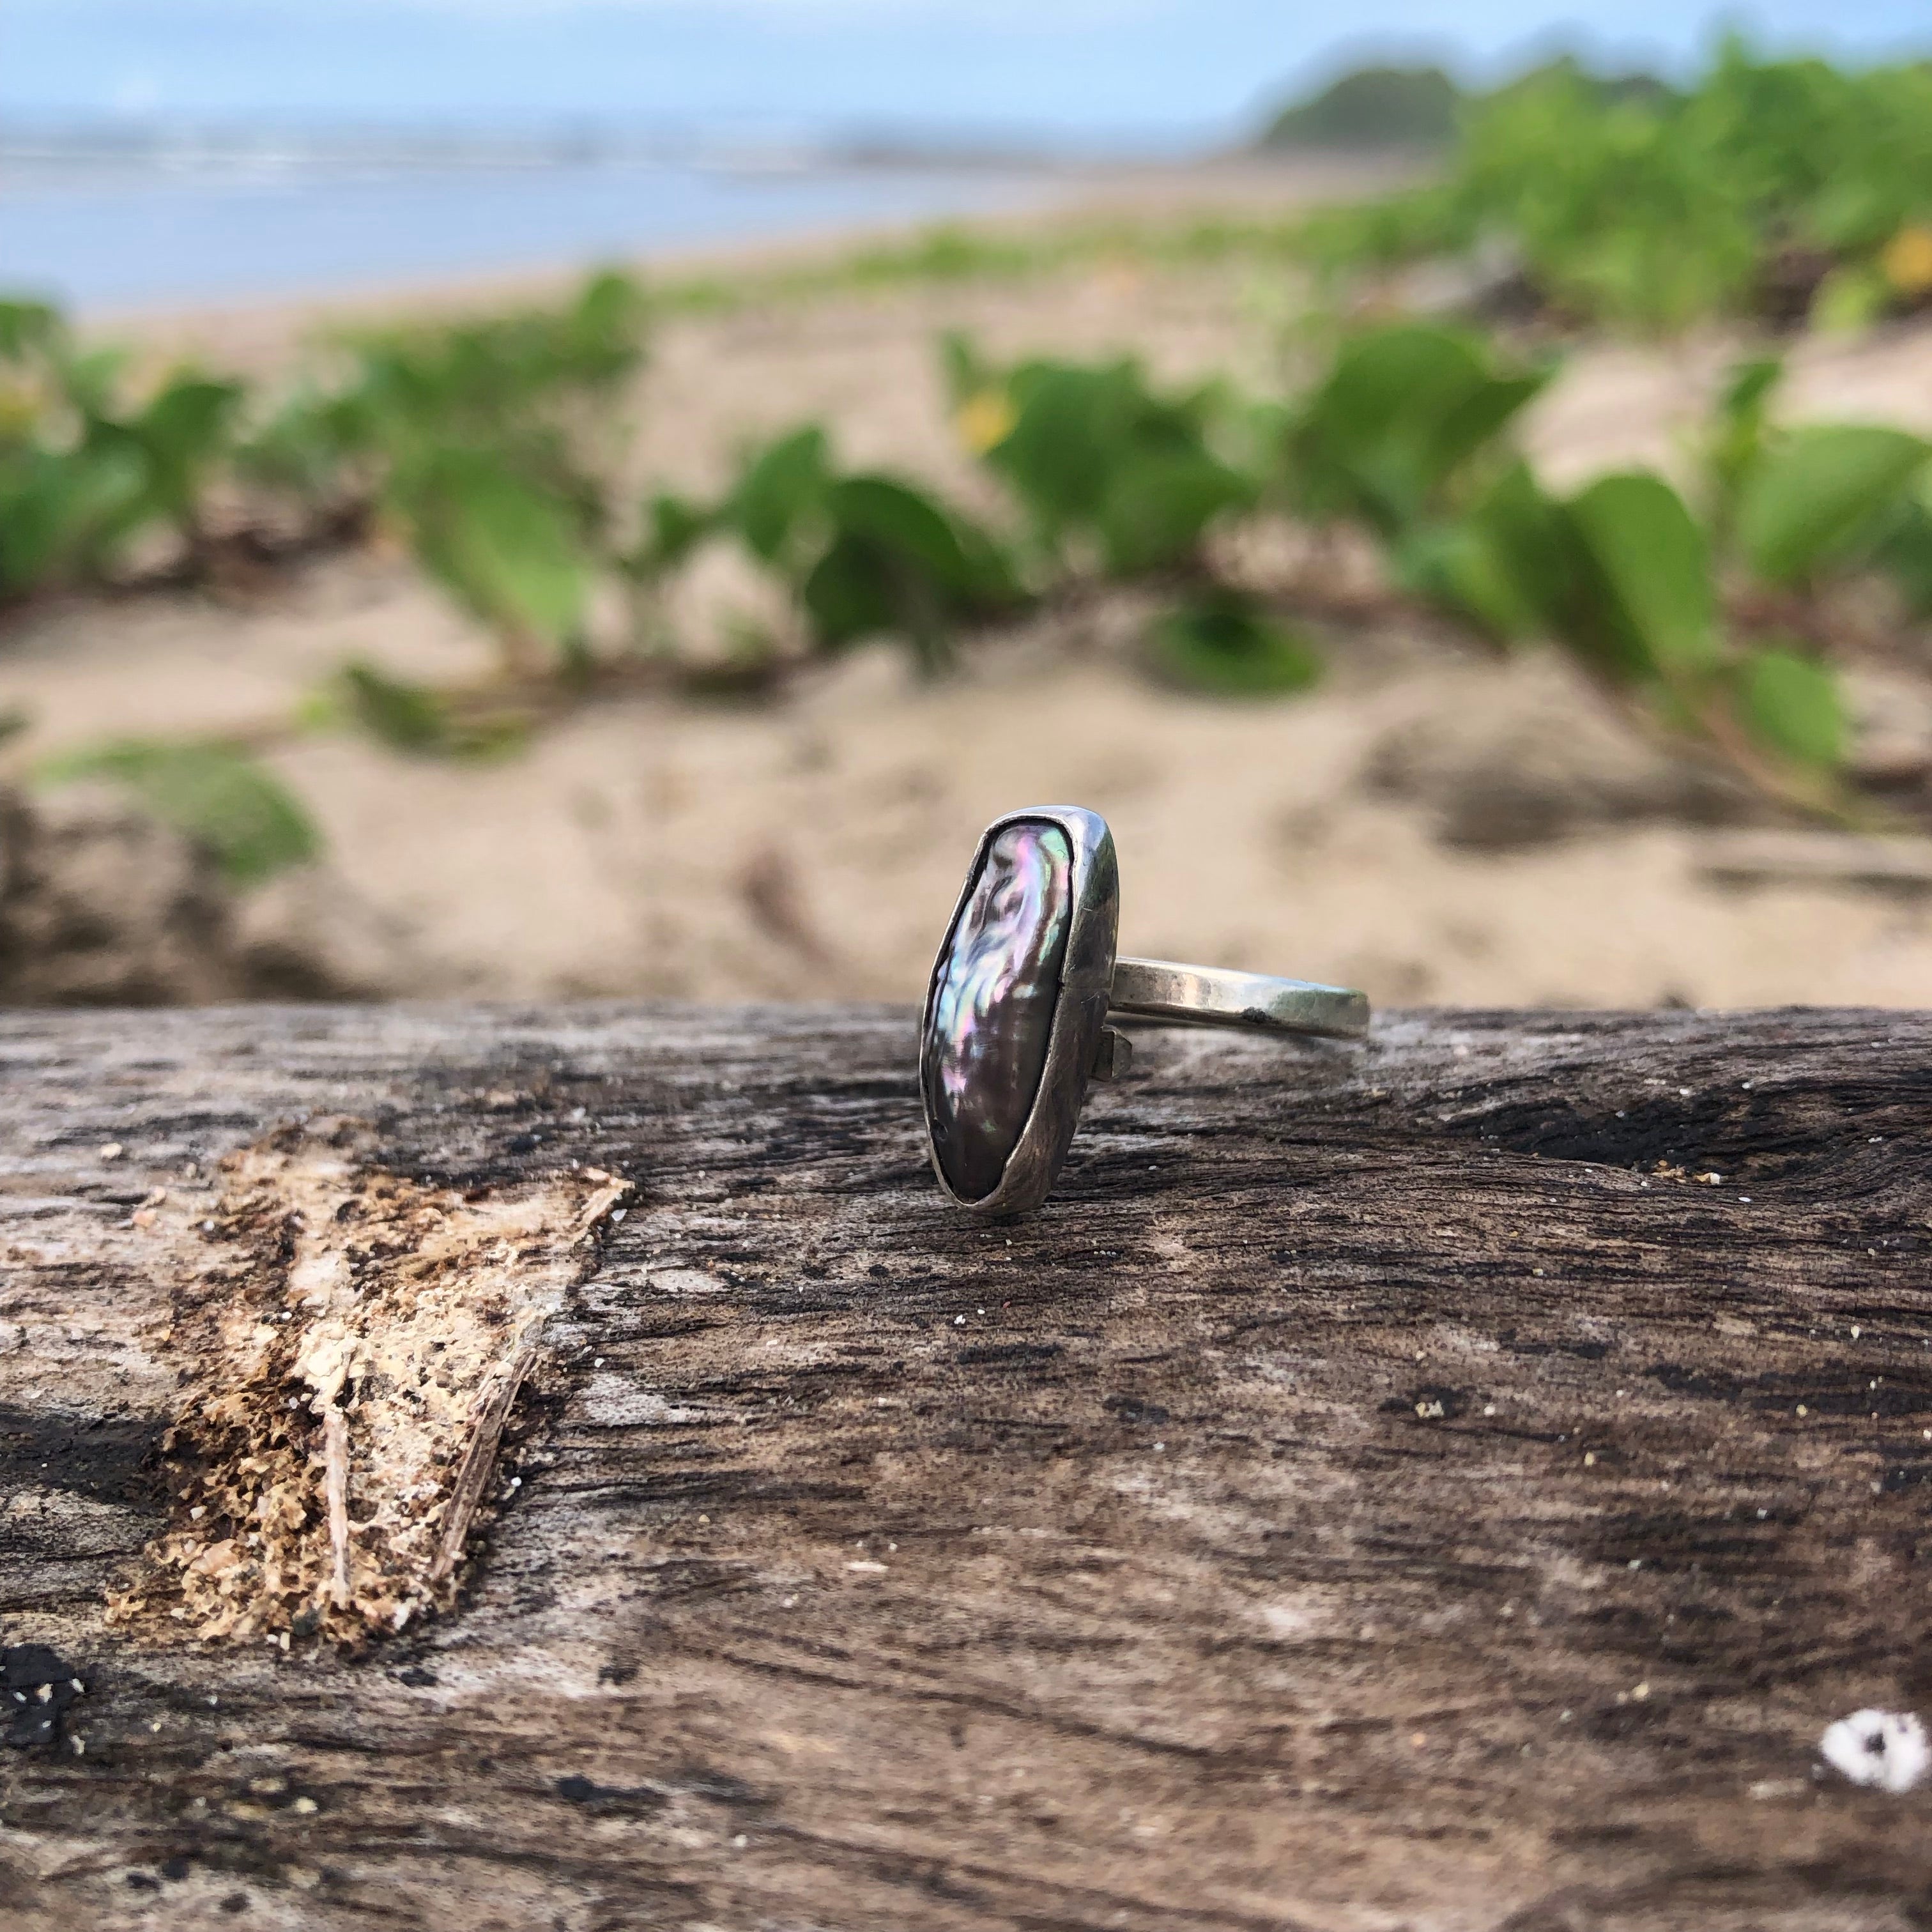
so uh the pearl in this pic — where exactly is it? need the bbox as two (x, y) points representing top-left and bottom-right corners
(922, 820), (1073, 1202)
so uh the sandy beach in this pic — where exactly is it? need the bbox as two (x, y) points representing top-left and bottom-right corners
(8, 169), (1932, 1012)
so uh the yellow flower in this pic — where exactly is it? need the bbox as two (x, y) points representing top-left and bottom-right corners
(0, 380), (45, 438)
(954, 387), (1015, 456)
(1882, 224), (1932, 296)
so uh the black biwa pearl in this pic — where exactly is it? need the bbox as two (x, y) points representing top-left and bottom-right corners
(921, 820), (1073, 1202)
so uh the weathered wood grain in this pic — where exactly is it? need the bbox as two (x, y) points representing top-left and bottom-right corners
(1, 1001), (1929, 1931)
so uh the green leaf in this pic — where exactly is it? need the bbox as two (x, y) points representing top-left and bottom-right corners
(565, 269), (650, 365)
(1565, 471), (1719, 678)
(337, 266), (648, 452)
(1396, 522), (1533, 642)
(1399, 456), (1591, 645)
(0, 366), (243, 580)
(332, 662), (526, 758)
(1872, 489), (1932, 617)
(1719, 356), (1784, 422)
(976, 355), (1253, 573)
(1291, 325), (1549, 537)
(134, 376), (241, 470)
(1393, 461), (1580, 642)
(1144, 594), (1323, 697)
(37, 740), (320, 885)
(801, 532), (904, 651)
(1468, 461), (1587, 638)
(730, 427), (831, 565)
(827, 475), (972, 581)
(986, 360), (1137, 530)
(0, 299), (64, 363)
(0, 440), (150, 595)
(715, 420), (1023, 673)
(937, 329), (994, 407)
(1705, 355), (1784, 532)
(236, 388), (371, 503)
(56, 346), (129, 420)
(125, 374), (244, 527)
(390, 449), (590, 654)
(1276, 46), (1932, 335)
(1735, 645), (1846, 768)
(799, 472), (1020, 664)
(1736, 424), (1932, 585)
(837, 475), (1018, 599)
(1095, 450), (1253, 576)
(339, 660), (452, 753)
(632, 491), (714, 577)
(1809, 263), (1894, 334)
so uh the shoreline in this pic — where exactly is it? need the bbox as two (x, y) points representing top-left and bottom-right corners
(56, 155), (1410, 372)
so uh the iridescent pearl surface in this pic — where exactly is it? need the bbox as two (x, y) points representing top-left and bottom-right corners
(922, 820), (1073, 1202)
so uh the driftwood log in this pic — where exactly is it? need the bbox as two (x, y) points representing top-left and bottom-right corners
(1, 1001), (1929, 1931)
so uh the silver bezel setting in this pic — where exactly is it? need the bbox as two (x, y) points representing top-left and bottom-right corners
(919, 806), (1120, 1216)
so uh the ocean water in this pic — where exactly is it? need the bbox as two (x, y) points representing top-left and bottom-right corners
(0, 157), (1050, 312)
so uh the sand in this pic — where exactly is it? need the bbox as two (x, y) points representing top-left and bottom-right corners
(7, 176), (1932, 1013)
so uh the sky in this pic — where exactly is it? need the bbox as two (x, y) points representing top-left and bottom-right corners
(6, 0), (1931, 147)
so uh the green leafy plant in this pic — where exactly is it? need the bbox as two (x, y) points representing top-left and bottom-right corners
(388, 447), (594, 672)
(1735, 643), (1846, 769)
(38, 740), (319, 885)
(1144, 592), (1324, 696)
(1282, 330), (1932, 807)
(336, 659), (457, 753)
(326, 659), (528, 758)
(1421, 461), (1852, 797)
(0, 441), (148, 599)
(1703, 356), (1784, 544)
(0, 307), (240, 599)
(117, 375), (245, 553)
(1299, 43), (1932, 334)
(946, 337), (1255, 576)
(1285, 322), (1551, 540)
(0, 299), (63, 364)
(9, 255), (1932, 855)
(298, 268), (650, 490)
(1871, 474), (1932, 618)
(632, 424), (1022, 676)
(1697, 355), (1932, 618)
(1734, 424), (1932, 587)
(247, 271), (650, 673)
(801, 473), (1020, 667)
(945, 337), (1303, 698)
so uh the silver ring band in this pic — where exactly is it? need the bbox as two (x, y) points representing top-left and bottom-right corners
(1109, 956), (1369, 1040)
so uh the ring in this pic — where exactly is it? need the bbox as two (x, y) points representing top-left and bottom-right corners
(920, 805), (1370, 1214)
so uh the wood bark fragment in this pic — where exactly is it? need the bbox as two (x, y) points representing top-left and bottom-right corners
(321, 1406), (349, 1611)
(95, 1125), (629, 1646)
(429, 1335), (540, 1587)
(0, 1000), (1929, 1932)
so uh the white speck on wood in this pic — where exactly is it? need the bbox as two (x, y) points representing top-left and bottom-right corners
(1820, 1710), (1931, 1793)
